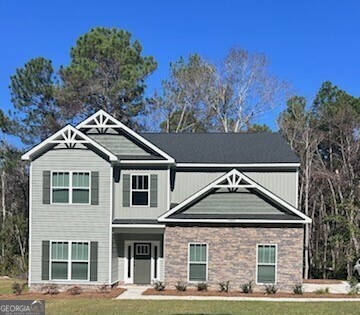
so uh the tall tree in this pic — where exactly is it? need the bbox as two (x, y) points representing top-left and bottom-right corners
(150, 54), (213, 132)
(59, 27), (157, 127)
(8, 57), (61, 145)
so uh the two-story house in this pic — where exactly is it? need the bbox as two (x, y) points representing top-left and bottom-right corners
(22, 110), (311, 292)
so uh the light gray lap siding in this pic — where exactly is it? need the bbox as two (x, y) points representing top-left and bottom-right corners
(113, 167), (169, 219)
(171, 170), (298, 207)
(30, 148), (111, 285)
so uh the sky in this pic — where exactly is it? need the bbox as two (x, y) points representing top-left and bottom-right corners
(1, 0), (360, 145)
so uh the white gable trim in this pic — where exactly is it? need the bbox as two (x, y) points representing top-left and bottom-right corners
(158, 169), (311, 224)
(76, 110), (175, 163)
(21, 125), (118, 161)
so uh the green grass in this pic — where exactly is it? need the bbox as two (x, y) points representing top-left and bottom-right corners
(0, 278), (16, 294)
(44, 300), (360, 315)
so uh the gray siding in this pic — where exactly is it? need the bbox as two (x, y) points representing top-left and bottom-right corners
(30, 148), (111, 285)
(113, 167), (169, 219)
(184, 189), (285, 214)
(87, 133), (151, 156)
(171, 170), (298, 207)
(111, 235), (118, 283)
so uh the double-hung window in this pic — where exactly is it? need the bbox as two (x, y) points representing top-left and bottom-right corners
(257, 244), (277, 284)
(51, 171), (90, 204)
(131, 175), (149, 206)
(188, 243), (208, 282)
(50, 241), (89, 280)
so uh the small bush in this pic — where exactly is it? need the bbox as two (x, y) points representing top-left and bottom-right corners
(315, 287), (330, 294)
(42, 283), (59, 295)
(219, 281), (230, 293)
(348, 277), (360, 295)
(68, 285), (82, 295)
(264, 284), (278, 294)
(98, 283), (110, 293)
(241, 281), (254, 293)
(153, 281), (166, 291)
(175, 281), (187, 292)
(196, 282), (208, 291)
(12, 282), (25, 295)
(293, 283), (304, 295)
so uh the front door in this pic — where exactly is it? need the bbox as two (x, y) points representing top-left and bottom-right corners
(134, 243), (151, 284)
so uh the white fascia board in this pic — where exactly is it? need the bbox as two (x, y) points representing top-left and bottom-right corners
(159, 219), (310, 224)
(176, 163), (301, 168)
(21, 125), (118, 161)
(76, 109), (175, 163)
(118, 160), (173, 165)
(111, 224), (165, 228)
(158, 168), (311, 223)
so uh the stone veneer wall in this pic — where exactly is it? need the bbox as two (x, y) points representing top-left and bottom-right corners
(164, 225), (304, 292)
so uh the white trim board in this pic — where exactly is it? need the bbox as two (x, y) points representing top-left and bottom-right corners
(21, 124), (118, 161)
(76, 110), (175, 163)
(158, 169), (311, 224)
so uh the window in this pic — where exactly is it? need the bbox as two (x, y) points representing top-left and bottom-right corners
(131, 175), (149, 206)
(257, 244), (277, 284)
(51, 171), (90, 204)
(50, 241), (89, 280)
(188, 243), (207, 282)
(52, 172), (70, 203)
(135, 244), (150, 256)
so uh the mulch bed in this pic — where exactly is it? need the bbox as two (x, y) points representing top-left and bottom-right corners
(0, 287), (126, 300)
(303, 279), (343, 284)
(143, 288), (360, 298)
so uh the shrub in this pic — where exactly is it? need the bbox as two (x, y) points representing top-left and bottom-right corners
(68, 285), (82, 295)
(196, 282), (208, 291)
(98, 283), (110, 293)
(264, 284), (278, 294)
(175, 281), (187, 292)
(219, 281), (230, 293)
(42, 283), (59, 295)
(12, 282), (25, 295)
(241, 281), (254, 293)
(153, 281), (166, 291)
(293, 283), (304, 295)
(347, 277), (360, 295)
(315, 287), (330, 294)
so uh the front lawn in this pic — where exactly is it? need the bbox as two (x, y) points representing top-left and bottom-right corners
(44, 300), (360, 315)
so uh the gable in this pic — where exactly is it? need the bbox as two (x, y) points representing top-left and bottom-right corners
(159, 169), (311, 224)
(76, 110), (174, 163)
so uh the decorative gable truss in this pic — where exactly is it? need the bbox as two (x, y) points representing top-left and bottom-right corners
(158, 169), (311, 224)
(22, 125), (118, 161)
(76, 110), (175, 163)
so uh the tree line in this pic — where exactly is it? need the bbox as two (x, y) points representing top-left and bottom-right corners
(0, 27), (358, 279)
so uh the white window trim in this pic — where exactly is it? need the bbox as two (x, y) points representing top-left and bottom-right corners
(124, 240), (161, 284)
(130, 174), (150, 207)
(255, 244), (278, 285)
(187, 243), (208, 283)
(49, 240), (90, 282)
(50, 171), (91, 205)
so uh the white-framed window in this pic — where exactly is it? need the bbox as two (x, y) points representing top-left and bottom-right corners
(188, 243), (208, 282)
(51, 171), (90, 204)
(50, 241), (90, 281)
(130, 174), (150, 206)
(256, 244), (277, 284)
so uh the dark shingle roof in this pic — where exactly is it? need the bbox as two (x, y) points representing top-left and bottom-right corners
(141, 132), (299, 164)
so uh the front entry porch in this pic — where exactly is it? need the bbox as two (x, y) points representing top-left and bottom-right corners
(112, 226), (164, 285)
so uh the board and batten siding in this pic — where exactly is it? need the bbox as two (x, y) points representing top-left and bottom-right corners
(171, 170), (298, 207)
(113, 167), (169, 219)
(30, 148), (111, 285)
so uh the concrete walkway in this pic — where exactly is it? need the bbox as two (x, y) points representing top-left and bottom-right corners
(116, 286), (360, 302)
(303, 281), (349, 294)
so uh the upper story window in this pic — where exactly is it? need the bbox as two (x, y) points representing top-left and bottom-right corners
(51, 171), (90, 204)
(131, 175), (149, 206)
